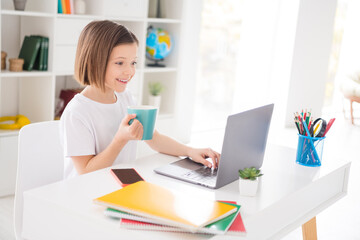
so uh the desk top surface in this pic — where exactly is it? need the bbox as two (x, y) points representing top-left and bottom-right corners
(23, 144), (351, 240)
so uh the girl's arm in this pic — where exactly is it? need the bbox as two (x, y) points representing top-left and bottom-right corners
(71, 114), (143, 175)
(145, 130), (220, 168)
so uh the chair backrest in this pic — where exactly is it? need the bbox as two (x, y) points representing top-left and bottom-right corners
(14, 121), (63, 239)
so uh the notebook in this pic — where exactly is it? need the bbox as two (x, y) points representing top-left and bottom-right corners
(118, 201), (246, 236)
(94, 181), (237, 232)
(154, 104), (274, 189)
(106, 201), (242, 235)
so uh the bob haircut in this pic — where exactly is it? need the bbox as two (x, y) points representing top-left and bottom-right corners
(74, 20), (139, 91)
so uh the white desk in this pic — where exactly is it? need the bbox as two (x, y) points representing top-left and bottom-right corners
(22, 145), (350, 240)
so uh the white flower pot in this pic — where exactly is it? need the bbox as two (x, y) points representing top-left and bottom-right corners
(239, 177), (259, 197)
(148, 95), (161, 108)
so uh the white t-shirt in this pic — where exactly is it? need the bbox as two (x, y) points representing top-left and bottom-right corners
(59, 90), (137, 179)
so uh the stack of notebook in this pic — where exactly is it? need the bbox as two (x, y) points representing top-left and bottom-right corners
(93, 181), (246, 235)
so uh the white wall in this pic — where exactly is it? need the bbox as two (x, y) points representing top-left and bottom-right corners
(284, 0), (337, 126)
(333, 0), (360, 108)
(175, 0), (203, 143)
(335, 0), (360, 80)
(232, 0), (298, 132)
(233, 0), (337, 128)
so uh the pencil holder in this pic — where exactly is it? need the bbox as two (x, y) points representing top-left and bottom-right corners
(296, 134), (325, 167)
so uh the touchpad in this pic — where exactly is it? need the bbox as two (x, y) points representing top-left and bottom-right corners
(171, 157), (203, 170)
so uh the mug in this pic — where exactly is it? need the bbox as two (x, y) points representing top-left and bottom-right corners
(127, 105), (158, 140)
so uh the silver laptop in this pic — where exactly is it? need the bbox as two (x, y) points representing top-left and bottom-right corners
(154, 103), (274, 189)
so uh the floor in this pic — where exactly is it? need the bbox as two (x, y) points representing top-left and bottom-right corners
(0, 115), (359, 240)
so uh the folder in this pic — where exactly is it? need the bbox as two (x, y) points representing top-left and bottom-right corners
(94, 181), (237, 232)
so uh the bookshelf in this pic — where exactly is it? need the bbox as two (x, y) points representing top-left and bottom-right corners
(0, 0), (202, 196)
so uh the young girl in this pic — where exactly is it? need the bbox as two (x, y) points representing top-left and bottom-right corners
(60, 20), (220, 179)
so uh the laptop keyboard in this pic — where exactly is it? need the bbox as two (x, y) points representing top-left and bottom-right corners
(182, 166), (218, 184)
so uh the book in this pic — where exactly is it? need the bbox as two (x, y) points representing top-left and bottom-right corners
(108, 201), (244, 235)
(227, 204), (246, 236)
(105, 207), (164, 225)
(61, 0), (67, 14)
(42, 36), (49, 71)
(18, 36), (42, 71)
(69, 0), (74, 14)
(30, 35), (47, 71)
(65, 0), (71, 14)
(94, 181), (237, 233)
(58, 0), (63, 13)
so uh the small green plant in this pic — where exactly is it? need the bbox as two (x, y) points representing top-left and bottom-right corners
(149, 82), (164, 96)
(238, 167), (263, 180)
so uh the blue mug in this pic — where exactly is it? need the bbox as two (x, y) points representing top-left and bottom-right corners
(127, 106), (158, 140)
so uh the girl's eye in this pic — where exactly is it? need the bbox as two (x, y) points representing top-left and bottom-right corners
(116, 62), (123, 65)
(132, 62), (137, 66)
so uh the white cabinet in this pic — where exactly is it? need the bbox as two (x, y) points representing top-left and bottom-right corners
(0, 0), (202, 195)
(0, 135), (18, 196)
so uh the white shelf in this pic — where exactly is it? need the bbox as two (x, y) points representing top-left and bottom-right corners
(55, 71), (74, 76)
(56, 14), (146, 23)
(0, 129), (19, 137)
(1, 0), (188, 150)
(1, 10), (54, 18)
(147, 18), (181, 24)
(56, 13), (103, 20)
(106, 16), (145, 22)
(143, 67), (177, 73)
(0, 70), (53, 77)
(158, 113), (174, 119)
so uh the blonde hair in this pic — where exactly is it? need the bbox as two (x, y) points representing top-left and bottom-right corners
(74, 20), (139, 91)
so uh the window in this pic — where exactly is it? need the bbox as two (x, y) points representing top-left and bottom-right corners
(192, 0), (245, 133)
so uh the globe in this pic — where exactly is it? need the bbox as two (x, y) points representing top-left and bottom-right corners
(146, 27), (173, 67)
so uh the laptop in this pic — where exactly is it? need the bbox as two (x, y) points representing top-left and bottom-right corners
(154, 103), (274, 189)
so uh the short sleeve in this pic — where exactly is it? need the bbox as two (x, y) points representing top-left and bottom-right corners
(61, 110), (95, 157)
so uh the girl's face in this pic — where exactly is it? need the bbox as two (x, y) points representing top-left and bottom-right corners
(104, 43), (138, 93)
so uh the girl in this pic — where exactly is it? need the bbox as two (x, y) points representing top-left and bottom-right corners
(60, 20), (220, 179)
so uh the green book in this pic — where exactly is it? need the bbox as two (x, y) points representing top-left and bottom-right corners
(31, 35), (49, 71)
(43, 36), (49, 71)
(18, 36), (42, 71)
(105, 201), (241, 235)
(31, 35), (46, 71)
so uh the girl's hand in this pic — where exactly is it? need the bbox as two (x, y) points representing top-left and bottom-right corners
(115, 114), (143, 143)
(187, 148), (220, 168)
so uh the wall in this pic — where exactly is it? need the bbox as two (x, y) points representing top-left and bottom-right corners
(232, 0), (338, 128)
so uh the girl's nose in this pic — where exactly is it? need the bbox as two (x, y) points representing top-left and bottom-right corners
(123, 65), (133, 75)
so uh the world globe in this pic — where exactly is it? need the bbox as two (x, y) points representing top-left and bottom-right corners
(146, 26), (173, 67)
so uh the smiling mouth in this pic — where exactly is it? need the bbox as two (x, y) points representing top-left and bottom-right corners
(116, 78), (130, 83)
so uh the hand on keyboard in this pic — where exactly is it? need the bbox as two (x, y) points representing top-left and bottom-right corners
(186, 148), (221, 168)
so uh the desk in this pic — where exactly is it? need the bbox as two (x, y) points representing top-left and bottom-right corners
(22, 145), (350, 240)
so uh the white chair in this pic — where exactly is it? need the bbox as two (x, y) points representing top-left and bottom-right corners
(14, 121), (63, 240)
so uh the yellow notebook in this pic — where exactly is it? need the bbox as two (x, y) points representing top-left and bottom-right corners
(94, 181), (236, 232)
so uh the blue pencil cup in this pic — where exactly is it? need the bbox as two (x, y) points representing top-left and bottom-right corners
(296, 134), (325, 167)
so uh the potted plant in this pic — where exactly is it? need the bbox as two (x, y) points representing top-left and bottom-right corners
(238, 167), (263, 196)
(148, 82), (164, 108)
